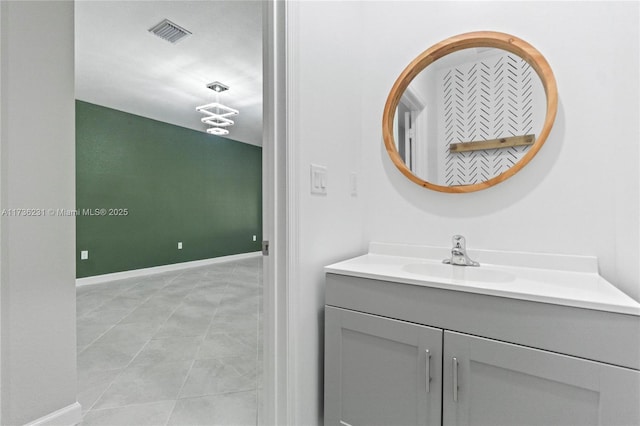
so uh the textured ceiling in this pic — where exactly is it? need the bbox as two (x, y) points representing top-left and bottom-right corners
(75, 1), (263, 146)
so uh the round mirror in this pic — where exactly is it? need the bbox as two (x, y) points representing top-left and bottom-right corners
(383, 31), (557, 193)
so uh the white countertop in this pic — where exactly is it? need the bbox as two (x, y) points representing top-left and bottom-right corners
(325, 243), (640, 316)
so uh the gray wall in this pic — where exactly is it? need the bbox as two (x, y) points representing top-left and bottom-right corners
(0, 1), (77, 424)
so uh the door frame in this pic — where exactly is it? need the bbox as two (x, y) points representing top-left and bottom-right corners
(262, 1), (295, 424)
(0, 1), (293, 424)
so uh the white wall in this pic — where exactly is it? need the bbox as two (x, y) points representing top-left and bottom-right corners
(288, 1), (639, 424)
(360, 1), (639, 300)
(0, 1), (77, 425)
(287, 1), (367, 424)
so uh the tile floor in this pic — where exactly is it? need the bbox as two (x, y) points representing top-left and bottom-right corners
(76, 256), (263, 426)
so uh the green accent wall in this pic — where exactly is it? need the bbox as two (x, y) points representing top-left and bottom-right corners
(76, 100), (262, 278)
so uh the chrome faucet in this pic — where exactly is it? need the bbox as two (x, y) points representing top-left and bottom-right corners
(443, 235), (479, 267)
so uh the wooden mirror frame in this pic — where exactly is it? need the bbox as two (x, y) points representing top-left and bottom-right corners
(382, 31), (558, 193)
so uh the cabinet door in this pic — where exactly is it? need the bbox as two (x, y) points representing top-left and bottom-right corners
(324, 306), (442, 426)
(443, 330), (640, 426)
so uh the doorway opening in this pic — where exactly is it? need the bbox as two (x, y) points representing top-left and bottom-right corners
(74, 1), (269, 424)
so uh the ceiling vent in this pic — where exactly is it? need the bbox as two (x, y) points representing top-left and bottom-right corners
(148, 19), (191, 44)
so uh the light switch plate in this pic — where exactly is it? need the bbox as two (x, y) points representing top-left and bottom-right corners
(310, 164), (327, 195)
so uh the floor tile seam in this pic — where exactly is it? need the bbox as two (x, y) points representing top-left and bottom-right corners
(193, 351), (260, 365)
(81, 364), (130, 413)
(199, 285), (228, 326)
(158, 328), (209, 400)
(79, 305), (139, 325)
(104, 292), (158, 327)
(76, 297), (117, 319)
(84, 398), (178, 415)
(147, 293), (193, 313)
(162, 275), (212, 295)
(230, 365), (260, 379)
(164, 270), (188, 287)
(171, 358), (198, 420)
(112, 284), (139, 298)
(198, 304), (224, 351)
(207, 319), (255, 341)
(163, 399), (179, 426)
(177, 386), (259, 401)
(122, 291), (185, 338)
(80, 286), (125, 300)
(146, 275), (222, 340)
(77, 282), (136, 309)
(84, 288), (151, 311)
(155, 293), (219, 336)
(144, 332), (207, 350)
(78, 366), (123, 384)
(75, 291), (99, 302)
(220, 331), (257, 350)
(254, 378), (259, 426)
(159, 277), (197, 291)
(85, 320), (162, 349)
(88, 333), (157, 411)
(77, 322), (120, 356)
(196, 355), (257, 378)
(193, 349), (256, 366)
(196, 322), (250, 360)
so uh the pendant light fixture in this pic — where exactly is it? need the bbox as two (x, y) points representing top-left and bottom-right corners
(196, 81), (239, 136)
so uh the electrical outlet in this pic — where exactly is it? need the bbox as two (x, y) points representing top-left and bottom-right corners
(178, 242), (183, 250)
(81, 250), (89, 260)
(253, 235), (257, 242)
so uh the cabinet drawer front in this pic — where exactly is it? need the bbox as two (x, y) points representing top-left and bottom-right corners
(443, 331), (640, 426)
(326, 274), (640, 370)
(324, 306), (442, 426)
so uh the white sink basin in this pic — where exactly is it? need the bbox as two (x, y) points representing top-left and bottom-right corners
(403, 262), (515, 283)
(325, 242), (640, 315)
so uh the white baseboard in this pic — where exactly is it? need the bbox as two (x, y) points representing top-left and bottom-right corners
(24, 402), (82, 426)
(76, 252), (262, 286)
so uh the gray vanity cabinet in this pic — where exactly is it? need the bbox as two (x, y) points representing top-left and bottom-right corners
(443, 331), (640, 426)
(324, 274), (640, 426)
(324, 306), (443, 426)
(325, 307), (640, 426)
